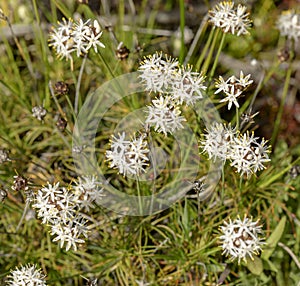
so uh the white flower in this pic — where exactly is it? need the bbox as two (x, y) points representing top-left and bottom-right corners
(171, 67), (206, 105)
(74, 175), (104, 211)
(145, 96), (185, 135)
(277, 10), (300, 42)
(209, 1), (251, 36)
(32, 182), (90, 251)
(48, 18), (74, 61)
(219, 216), (265, 264)
(229, 132), (271, 177)
(49, 18), (105, 61)
(106, 132), (149, 176)
(215, 71), (253, 110)
(200, 122), (237, 162)
(32, 106), (47, 121)
(72, 19), (105, 56)
(51, 215), (88, 251)
(138, 52), (179, 93)
(0, 149), (10, 164)
(6, 263), (47, 286)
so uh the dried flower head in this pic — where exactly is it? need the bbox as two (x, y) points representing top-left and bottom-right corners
(277, 10), (300, 42)
(11, 175), (29, 192)
(32, 106), (47, 121)
(54, 81), (69, 95)
(209, 1), (252, 36)
(6, 263), (47, 286)
(116, 42), (130, 60)
(56, 116), (68, 131)
(219, 216), (265, 264)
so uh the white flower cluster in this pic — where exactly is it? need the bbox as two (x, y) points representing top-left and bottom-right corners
(209, 1), (251, 36)
(277, 10), (300, 42)
(49, 18), (105, 61)
(219, 216), (265, 263)
(32, 106), (47, 121)
(139, 53), (207, 105)
(215, 71), (253, 110)
(138, 53), (206, 136)
(32, 177), (103, 251)
(200, 122), (270, 177)
(146, 96), (186, 136)
(106, 132), (149, 176)
(6, 263), (47, 286)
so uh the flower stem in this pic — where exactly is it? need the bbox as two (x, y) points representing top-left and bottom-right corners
(270, 58), (293, 147)
(208, 31), (226, 84)
(179, 0), (186, 64)
(75, 53), (88, 115)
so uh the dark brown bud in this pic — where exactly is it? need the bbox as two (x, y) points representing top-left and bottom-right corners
(277, 48), (290, 62)
(12, 175), (28, 192)
(54, 81), (69, 96)
(116, 45), (130, 60)
(56, 116), (68, 131)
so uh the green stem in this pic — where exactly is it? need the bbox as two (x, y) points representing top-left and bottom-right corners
(270, 59), (293, 146)
(195, 26), (215, 71)
(179, 0), (185, 64)
(236, 106), (240, 130)
(208, 32), (226, 83)
(136, 176), (143, 216)
(75, 54), (87, 115)
(202, 28), (220, 76)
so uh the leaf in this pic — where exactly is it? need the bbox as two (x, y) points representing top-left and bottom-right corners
(246, 255), (263, 276)
(263, 259), (278, 273)
(261, 216), (286, 260)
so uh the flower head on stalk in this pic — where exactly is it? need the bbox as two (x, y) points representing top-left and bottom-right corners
(49, 18), (105, 62)
(219, 216), (265, 264)
(106, 132), (150, 176)
(32, 182), (89, 251)
(215, 71), (253, 110)
(209, 1), (252, 36)
(200, 122), (237, 162)
(229, 132), (271, 177)
(6, 263), (47, 286)
(145, 96), (186, 135)
(138, 52), (179, 93)
(171, 66), (207, 105)
(277, 10), (300, 42)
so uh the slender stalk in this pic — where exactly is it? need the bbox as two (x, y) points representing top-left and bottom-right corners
(208, 32), (226, 84)
(16, 199), (30, 232)
(236, 106), (240, 130)
(202, 28), (220, 76)
(278, 242), (300, 270)
(271, 59), (293, 146)
(179, 0), (185, 64)
(136, 175), (143, 216)
(184, 15), (208, 65)
(195, 26), (214, 71)
(75, 53), (88, 115)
